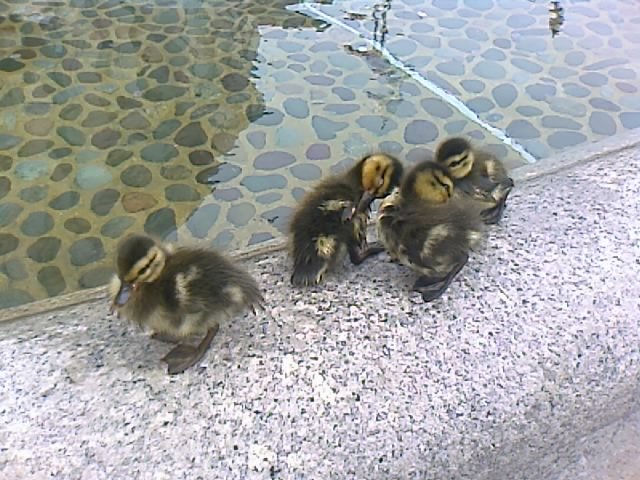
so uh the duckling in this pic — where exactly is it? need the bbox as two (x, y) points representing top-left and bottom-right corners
(371, 161), (484, 302)
(109, 234), (263, 375)
(289, 153), (403, 286)
(434, 136), (514, 225)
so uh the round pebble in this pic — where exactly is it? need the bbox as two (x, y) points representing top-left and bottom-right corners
(64, 217), (91, 234)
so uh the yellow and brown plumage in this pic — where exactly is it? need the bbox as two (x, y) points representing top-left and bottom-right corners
(372, 161), (484, 302)
(109, 234), (263, 374)
(434, 136), (514, 225)
(288, 153), (403, 286)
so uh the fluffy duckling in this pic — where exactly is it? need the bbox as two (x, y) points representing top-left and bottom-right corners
(371, 161), (484, 302)
(289, 153), (403, 286)
(434, 136), (514, 225)
(109, 234), (263, 375)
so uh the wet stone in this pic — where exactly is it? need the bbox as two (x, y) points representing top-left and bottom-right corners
(122, 192), (158, 213)
(115, 41), (141, 54)
(283, 98), (309, 119)
(129, 133), (150, 144)
(77, 72), (101, 83)
(23, 72), (40, 84)
(25, 103), (52, 116)
(144, 207), (177, 238)
(261, 206), (292, 234)
(198, 163), (242, 185)
(64, 217), (91, 234)
(1, 258), (26, 281)
(69, 237), (105, 266)
(154, 119), (181, 140)
(142, 85), (186, 102)
(85, 93), (110, 107)
(120, 111), (150, 130)
(190, 104), (219, 120)
(106, 149), (132, 167)
(165, 184), (200, 202)
(0, 177), (10, 200)
(590, 98), (621, 112)
(511, 58), (543, 74)
(589, 111), (616, 135)
(32, 85), (55, 98)
(121, 165), (152, 187)
(101, 216), (135, 238)
(541, 115), (582, 130)
(0, 134), (22, 150)
(191, 63), (221, 80)
(256, 192), (282, 205)
(421, 98), (454, 119)
(0, 156), (11, 171)
(0, 290), (34, 309)
(116, 96), (142, 110)
(92, 128), (121, 149)
(186, 204), (220, 239)
(91, 188), (120, 216)
(50, 163), (72, 182)
(141, 143), (178, 163)
(184, 151), (215, 168)
(82, 111), (118, 128)
(0, 87), (25, 107)
(548, 131), (588, 149)
(149, 65), (169, 83)
(20, 211), (53, 236)
(332, 87), (355, 101)
(41, 44), (67, 58)
(227, 203), (256, 227)
(220, 73), (248, 92)
(580, 72), (608, 87)
(27, 237), (61, 263)
(24, 118), (53, 136)
(492, 84), (517, 108)
(254, 151), (296, 170)
(247, 132), (266, 150)
(550, 98), (587, 117)
(290, 164), (322, 181)
(49, 191), (80, 210)
(75, 165), (112, 189)
(0, 203), (22, 227)
(214, 188), (242, 202)
(312, 116), (348, 140)
(59, 103), (83, 121)
(241, 174), (287, 192)
(18, 139), (53, 157)
(526, 83), (556, 101)
(357, 116), (398, 135)
(0, 233), (19, 256)
(472, 60), (506, 80)
(79, 267), (112, 288)
(175, 122), (207, 147)
(56, 127), (86, 146)
(620, 113), (640, 129)
(506, 119), (540, 139)
(564, 83), (590, 98)
(404, 119), (439, 144)
(15, 159), (51, 181)
(62, 58), (82, 71)
(18, 184), (48, 203)
(460, 79), (485, 94)
(160, 165), (189, 181)
(0, 58), (25, 72)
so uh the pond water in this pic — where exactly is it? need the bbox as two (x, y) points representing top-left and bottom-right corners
(0, 0), (639, 309)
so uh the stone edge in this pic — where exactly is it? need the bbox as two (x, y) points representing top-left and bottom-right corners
(2, 129), (640, 324)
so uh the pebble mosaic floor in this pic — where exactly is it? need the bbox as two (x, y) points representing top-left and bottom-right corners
(0, 0), (637, 309)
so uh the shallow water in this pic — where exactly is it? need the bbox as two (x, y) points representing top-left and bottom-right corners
(0, 0), (639, 308)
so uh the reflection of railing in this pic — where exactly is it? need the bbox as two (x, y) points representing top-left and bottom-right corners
(372, 0), (392, 48)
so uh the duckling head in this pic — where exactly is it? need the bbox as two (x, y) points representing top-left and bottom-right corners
(353, 153), (403, 214)
(435, 137), (474, 179)
(403, 161), (454, 204)
(113, 234), (167, 307)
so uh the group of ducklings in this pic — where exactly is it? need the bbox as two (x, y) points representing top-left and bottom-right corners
(109, 136), (513, 374)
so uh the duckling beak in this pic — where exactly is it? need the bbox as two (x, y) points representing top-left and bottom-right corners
(114, 282), (134, 307)
(354, 190), (376, 215)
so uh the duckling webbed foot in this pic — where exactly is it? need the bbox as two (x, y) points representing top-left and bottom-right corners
(412, 255), (468, 303)
(161, 324), (219, 375)
(151, 332), (180, 344)
(348, 241), (385, 265)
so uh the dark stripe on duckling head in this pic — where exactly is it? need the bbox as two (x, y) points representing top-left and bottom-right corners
(435, 137), (474, 179)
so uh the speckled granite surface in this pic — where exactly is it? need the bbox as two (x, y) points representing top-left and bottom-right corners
(1, 145), (640, 479)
